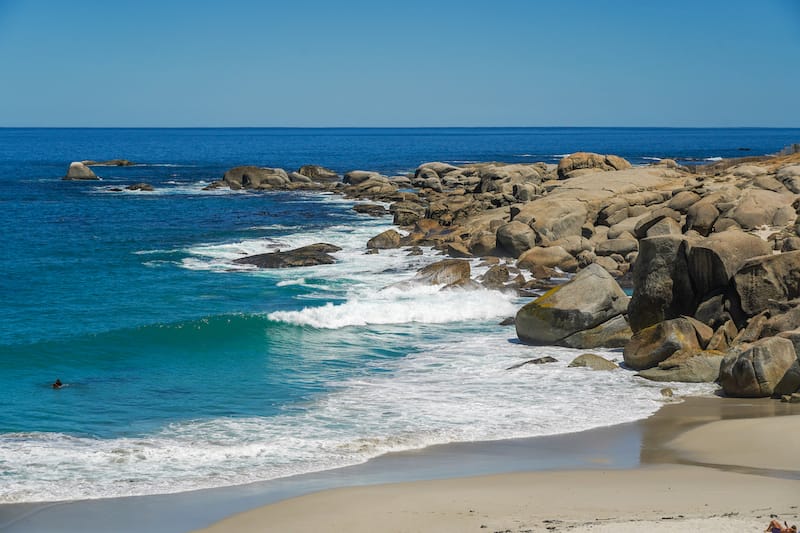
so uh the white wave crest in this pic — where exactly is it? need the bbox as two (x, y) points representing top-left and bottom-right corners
(0, 331), (716, 503)
(268, 285), (518, 328)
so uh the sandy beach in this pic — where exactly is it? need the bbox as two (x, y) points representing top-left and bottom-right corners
(197, 397), (800, 533)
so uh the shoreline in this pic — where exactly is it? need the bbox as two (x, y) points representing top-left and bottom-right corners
(195, 396), (800, 533)
(3, 395), (798, 533)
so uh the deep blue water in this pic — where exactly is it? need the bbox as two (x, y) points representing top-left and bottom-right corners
(1, 127), (798, 503)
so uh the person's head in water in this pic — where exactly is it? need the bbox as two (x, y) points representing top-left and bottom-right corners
(52, 379), (62, 389)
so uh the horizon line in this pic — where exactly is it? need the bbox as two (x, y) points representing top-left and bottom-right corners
(1, 125), (799, 130)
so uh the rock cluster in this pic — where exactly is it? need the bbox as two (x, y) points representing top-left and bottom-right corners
(208, 148), (800, 399)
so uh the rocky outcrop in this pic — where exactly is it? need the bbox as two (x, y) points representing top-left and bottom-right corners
(515, 264), (629, 346)
(63, 162), (99, 180)
(233, 243), (342, 268)
(223, 166), (290, 190)
(557, 152), (632, 179)
(298, 165), (339, 182)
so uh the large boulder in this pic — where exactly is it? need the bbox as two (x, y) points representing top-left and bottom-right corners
(636, 350), (724, 383)
(345, 176), (397, 197)
(515, 264), (629, 345)
(517, 246), (578, 273)
(390, 201), (427, 226)
(623, 317), (707, 370)
(475, 164), (544, 193)
(560, 314), (632, 349)
(684, 200), (720, 236)
(496, 221), (537, 257)
(233, 243), (341, 268)
(594, 238), (638, 257)
(223, 166), (289, 189)
(733, 251), (800, 317)
(719, 337), (799, 397)
(413, 259), (471, 286)
(688, 231), (772, 297)
(415, 162), (461, 179)
(63, 161), (99, 180)
(367, 229), (402, 249)
(726, 189), (794, 229)
(298, 165), (339, 182)
(517, 198), (589, 243)
(627, 235), (696, 333)
(557, 152), (632, 179)
(343, 170), (383, 185)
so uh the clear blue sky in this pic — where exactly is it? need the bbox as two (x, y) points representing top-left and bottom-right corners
(1, 0), (798, 127)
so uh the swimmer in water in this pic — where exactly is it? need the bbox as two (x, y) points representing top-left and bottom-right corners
(52, 379), (63, 389)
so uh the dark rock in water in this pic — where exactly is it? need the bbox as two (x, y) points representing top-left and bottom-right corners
(298, 164), (339, 182)
(233, 243), (342, 268)
(499, 316), (515, 326)
(63, 162), (99, 180)
(406, 246), (423, 256)
(203, 180), (226, 190)
(506, 356), (557, 370)
(353, 204), (389, 217)
(126, 183), (154, 191)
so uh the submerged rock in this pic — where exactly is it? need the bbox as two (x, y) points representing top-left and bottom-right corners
(506, 356), (557, 370)
(126, 183), (154, 191)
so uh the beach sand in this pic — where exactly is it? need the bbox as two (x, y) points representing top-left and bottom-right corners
(197, 397), (800, 533)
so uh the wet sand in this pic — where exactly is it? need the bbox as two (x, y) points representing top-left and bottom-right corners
(196, 397), (800, 533)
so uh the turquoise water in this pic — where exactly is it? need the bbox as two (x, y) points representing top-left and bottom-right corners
(1, 128), (796, 502)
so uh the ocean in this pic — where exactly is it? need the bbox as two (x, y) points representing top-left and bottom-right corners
(2, 127), (798, 503)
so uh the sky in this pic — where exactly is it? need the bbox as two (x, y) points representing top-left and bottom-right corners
(0, 0), (798, 127)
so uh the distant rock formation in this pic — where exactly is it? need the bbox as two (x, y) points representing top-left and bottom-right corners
(63, 162), (99, 180)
